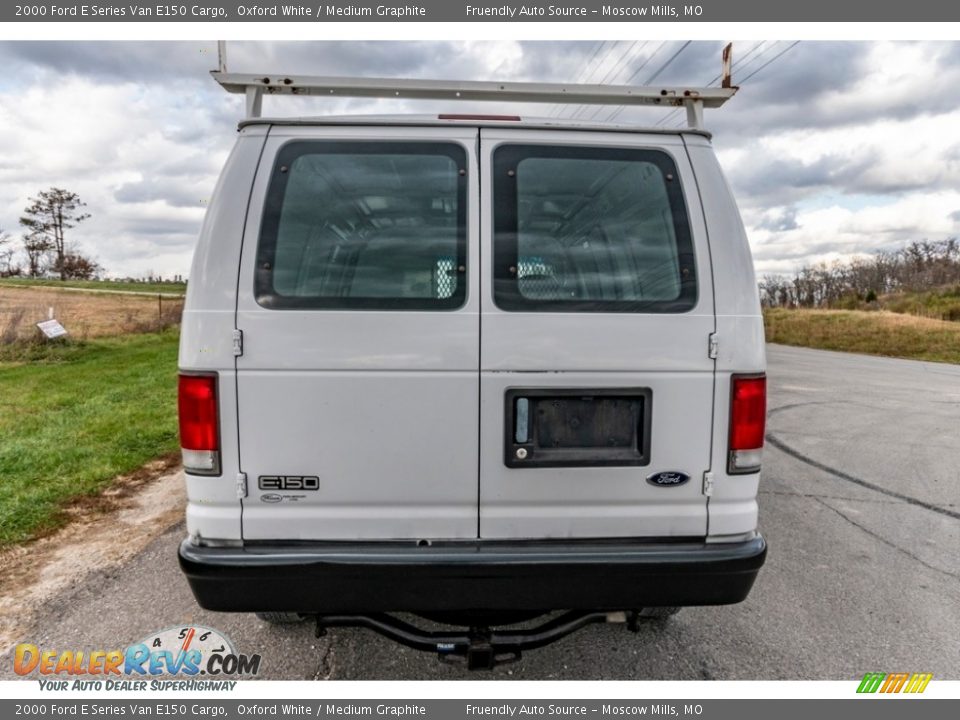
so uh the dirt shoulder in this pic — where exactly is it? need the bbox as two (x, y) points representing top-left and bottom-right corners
(0, 457), (185, 652)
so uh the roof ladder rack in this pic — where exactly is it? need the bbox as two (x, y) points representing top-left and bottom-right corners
(212, 41), (737, 131)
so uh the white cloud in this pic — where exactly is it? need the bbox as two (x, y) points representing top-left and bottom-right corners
(0, 72), (229, 278)
(750, 191), (960, 275)
(0, 41), (958, 280)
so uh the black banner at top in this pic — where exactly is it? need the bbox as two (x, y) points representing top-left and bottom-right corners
(4, 0), (960, 22)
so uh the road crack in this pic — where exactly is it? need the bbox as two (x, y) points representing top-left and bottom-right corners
(812, 497), (960, 582)
(766, 432), (960, 521)
(760, 489), (904, 504)
(311, 637), (337, 680)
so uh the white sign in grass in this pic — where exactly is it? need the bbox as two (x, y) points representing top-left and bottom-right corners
(37, 319), (68, 339)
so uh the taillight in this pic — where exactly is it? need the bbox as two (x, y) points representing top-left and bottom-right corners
(178, 373), (220, 475)
(728, 374), (766, 474)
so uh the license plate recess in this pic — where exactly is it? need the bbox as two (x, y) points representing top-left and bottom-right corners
(504, 388), (652, 468)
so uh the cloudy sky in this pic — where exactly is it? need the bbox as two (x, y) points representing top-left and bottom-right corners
(0, 40), (958, 279)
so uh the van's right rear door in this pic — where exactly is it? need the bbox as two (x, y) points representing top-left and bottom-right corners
(478, 128), (716, 539)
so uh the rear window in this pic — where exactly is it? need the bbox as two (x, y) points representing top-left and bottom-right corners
(256, 141), (467, 310)
(492, 145), (697, 313)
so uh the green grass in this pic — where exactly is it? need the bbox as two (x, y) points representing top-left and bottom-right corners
(830, 284), (960, 321)
(878, 285), (960, 322)
(0, 277), (186, 296)
(764, 308), (960, 365)
(0, 330), (180, 546)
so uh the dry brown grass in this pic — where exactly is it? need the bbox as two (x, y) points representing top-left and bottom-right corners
(0, 459), (184, 653)
(0, 285), (183, 342)
(764, 308), (960, 364)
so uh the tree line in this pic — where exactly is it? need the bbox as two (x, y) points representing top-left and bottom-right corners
(0, 187), (100, 280)
(759, 239), (960, 309)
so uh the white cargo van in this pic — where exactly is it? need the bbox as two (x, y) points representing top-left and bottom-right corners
(178, 55), (767, 668)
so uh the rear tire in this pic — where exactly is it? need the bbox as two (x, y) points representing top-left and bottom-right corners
(255, 612), (306, 624)
(637, 607), (681, 618)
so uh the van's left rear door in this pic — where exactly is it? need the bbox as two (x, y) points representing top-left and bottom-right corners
(235, 125), (480, 541)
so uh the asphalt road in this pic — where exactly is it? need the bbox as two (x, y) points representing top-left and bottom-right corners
(4, 344), (959, 680)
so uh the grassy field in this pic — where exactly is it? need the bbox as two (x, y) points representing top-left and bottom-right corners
(0, 277), (186, 296)
(0, 331), (180, 547)
(878, 285), (960, 322)
(0, 285), (183, 342)
(829, 284), (960, 321)
(764, 308), (960, 364)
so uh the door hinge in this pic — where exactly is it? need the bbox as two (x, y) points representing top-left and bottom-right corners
(708, 333), (719, 359)
(702, 471), (714, 497)
(232, 329), (243, 356)
(236, 472), (247, 499)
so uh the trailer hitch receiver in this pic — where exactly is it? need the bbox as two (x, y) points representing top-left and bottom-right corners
(313, 611), (633, 670)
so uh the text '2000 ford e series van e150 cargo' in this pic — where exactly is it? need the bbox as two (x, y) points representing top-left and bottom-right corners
(177, 46), (767, 669)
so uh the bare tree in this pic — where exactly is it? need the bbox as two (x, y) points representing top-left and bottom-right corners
(22, 232), (53, 278)
(19, 187), (91, 281)
(759, 238), (960, 309)
(0, 229), (20, 276)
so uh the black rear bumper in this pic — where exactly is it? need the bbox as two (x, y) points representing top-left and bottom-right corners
(179, 535), (766, 614)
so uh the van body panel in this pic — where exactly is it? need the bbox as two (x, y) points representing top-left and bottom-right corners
(237, 371), (480, 540)
(178, 310), (235, 370)
(180, 119), (765, 584)
(683, 142), (762, 320)
(709, 494), (760, 537)
(179, 129), (269, 370)
(683, 141), (766, 537)
(183, 368), (242, 541)
(234, 311), (478, 371)
(479, 314), (714, 372)
(180, 131), (270, 542)
(479, 371), (714, 538)
(706, 371), (764, 537)
(234, 126), (481, 540)
(477, 129), (716, 539)
(181, 127), (269, 329)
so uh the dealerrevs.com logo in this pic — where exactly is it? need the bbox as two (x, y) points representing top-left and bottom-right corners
(14, 626), (261, 689)
(857, 672), (933, 694)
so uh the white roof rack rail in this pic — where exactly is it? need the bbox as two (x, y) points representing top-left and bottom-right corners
(211, 42), (737, 131)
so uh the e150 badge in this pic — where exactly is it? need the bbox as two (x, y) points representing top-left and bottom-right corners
(258, 476), (319, 491)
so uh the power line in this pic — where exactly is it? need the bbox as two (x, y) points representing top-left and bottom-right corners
(605, 40), (692, 123)
(654, 40), (770, 128)
(561, 40), (623, 118)
(622, 40), (668, 84)
(739, 40), (800, 83)
(598, 40), (643, 85)
(581, 41), (649, 121)
(646, 40), (693, 84)
(565, 39), (666, 120)
(551, 41), (612, 117)
(571, 41), (642, 119)
(668, 40), (801, 128)
(723, 40), (778, 78)
(579, 41), (607, 79)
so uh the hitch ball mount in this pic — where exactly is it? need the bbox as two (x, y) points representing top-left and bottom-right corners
(313, 610), (643, 670)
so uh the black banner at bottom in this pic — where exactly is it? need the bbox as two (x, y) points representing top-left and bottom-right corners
(2, 700), (957, 720)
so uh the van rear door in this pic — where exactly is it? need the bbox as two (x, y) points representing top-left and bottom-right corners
(235, 126), (479, 540)
(478, 129), (715, 539)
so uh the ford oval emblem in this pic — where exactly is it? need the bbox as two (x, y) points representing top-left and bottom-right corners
(260, 493), (283, 503)
(646, 471), (691, 487)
